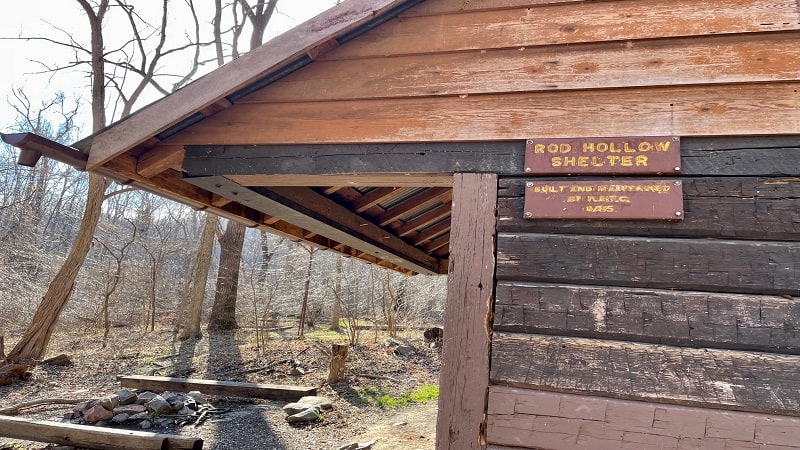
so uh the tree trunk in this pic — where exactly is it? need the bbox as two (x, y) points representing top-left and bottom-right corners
(208, 220), (246, 331)
(330, 255), (342, 331)
(8, 173), (109, 362)
(180, 213), (217, 340)
(298, 247), (315, 338)
(326, 343), (348, 384)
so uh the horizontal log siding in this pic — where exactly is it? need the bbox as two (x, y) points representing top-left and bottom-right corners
(487, 386), (800, 450)
(494, 283), (800, 353)
(490, 332), (800, 415)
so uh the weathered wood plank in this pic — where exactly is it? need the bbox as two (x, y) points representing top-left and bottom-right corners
(182, 142), (524, 177)
(326, 0), (800, 58)
(496, 233), (800, 295)
(498, 177), (800, 240)
(494, 282), (800, 353)
(436, 173), (496, 450)
(0, 415), (202, 450)
(402, 0), (596, 17)
(86, 0), (418, 169)
(486, 386), (800, 450)
(252, 34), (800, 102)
(161, 83), (800, 145)
(118, 375), (315, 401)
(490, 333), (800, 415)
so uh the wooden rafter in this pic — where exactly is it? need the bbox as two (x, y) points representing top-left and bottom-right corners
(376, 187), (450, 226)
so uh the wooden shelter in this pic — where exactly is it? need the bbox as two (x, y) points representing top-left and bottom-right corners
(5, 0), (800, 448)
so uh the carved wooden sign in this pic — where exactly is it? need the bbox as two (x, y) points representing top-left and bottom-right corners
(524, 180), (684, 220)
(525, 136), (681, 175)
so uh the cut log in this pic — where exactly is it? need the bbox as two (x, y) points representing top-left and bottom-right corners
(118, 375), (315, 401)
(326, 344), (348, 383)
(0, 415), (203, 450)
(0, 364), (30, 386)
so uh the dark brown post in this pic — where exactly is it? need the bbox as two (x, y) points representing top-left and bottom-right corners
(436, 173), (497, 450)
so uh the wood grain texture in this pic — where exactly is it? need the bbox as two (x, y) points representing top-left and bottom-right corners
(490, 332), (800, 415)
(486, 386), (800, 450)
(402, 0), (598, 17)
(436, 173), (497, 450)
(160, 83), (800, 145)
(0, 415), (202, 450)
(86, 0), (414, 169)
(498, 177), (800, 240)
(119, 375), (314, 401)
(252, 34), (800, 102)
(326, 0), (800, 58)
(494, 282), (800, 353)
(496, 233), (800, 296)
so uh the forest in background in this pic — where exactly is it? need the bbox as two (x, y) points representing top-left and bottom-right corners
(0, 0), (447, 357)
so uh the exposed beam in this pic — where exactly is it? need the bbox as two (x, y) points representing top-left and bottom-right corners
(183, 142), (525, 177)
(184, 175), (441, 274)
(227, 173), (453, 187)
(352, 187), (404, 212)
(136, 145), (184, 178)
(376, 187), (451, 226)
(396, 203), (452, 237)
(411, 218), (451, 245)
(2, 133), (88, 170)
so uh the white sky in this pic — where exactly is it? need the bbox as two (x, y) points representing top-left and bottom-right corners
(0, 0), (338, 136)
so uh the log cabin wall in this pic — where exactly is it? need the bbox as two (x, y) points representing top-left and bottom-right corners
(492, 136), (800, 449)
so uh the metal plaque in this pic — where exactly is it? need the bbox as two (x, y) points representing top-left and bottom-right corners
(524, 136), (681, 175)
(524, 180), (684, 220)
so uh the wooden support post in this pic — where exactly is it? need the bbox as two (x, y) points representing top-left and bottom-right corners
(0, 415), (203, 450)
(436, 173), (497, 450)
(118, 375), (316, 401)
(327, 343), (349, 383)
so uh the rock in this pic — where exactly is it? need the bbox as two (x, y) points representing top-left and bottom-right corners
(286, 406), (321, 423)
(186, 391), (207, 405)
(282, 396), (333, 415)
(72, 401), (92, 415)
(130, 412), (150, 420)
(136, 391), (158, 404)
(290, 366), (306, 376)
(423, 327), (444, 342)
(336, 444), (358, 450)
(146, 395), (173, 415)
(164, 392), (188, 410)
(42, 354), (72, 366)
(394, 345), (415, 357)
(113, 404), (147, 415)
(178, 406), (192, 415)
(156, 418), (173, 427)
(337, 440), (376, 450)
(83, 404), (114, 423)
(139, 420), (152, 429)
(111, 413), (130, 423)
(383, 337), (401, 348)
(116, 389), (137, 405)
(393, 421), (408, 427)
(96, 394), (120, 411)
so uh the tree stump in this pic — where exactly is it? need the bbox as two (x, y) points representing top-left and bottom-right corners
(0, 364), (30, 386)
(326, 344), (348, 384)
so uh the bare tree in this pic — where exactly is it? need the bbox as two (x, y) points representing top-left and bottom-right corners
(95, 219), (136, 347)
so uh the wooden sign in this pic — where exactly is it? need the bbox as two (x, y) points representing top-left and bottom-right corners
(525, 136), (681, 175)
(524, 180), (684, 220)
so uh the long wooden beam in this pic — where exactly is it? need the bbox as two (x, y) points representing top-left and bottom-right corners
(118, 375), (315, 402)
(183, 142), (524, 178)
(184, 176), (442, 274)
(0, 415), (202, 450)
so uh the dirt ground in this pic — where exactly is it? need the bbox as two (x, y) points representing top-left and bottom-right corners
(0, 325), (441, 450)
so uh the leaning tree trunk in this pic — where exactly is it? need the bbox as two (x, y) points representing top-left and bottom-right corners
(8, 173), (109, 362)
(207, 220), (246, 331)
(180, 213), (217, 340)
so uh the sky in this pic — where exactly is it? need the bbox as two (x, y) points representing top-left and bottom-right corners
(0, 0), (338, 138)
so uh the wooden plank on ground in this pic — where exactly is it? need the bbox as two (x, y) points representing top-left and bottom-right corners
(254, 34), (800, 102)
(161, 82), (800, 145)
(0, 415), (202, 450)
(486, 386), (800, 450)
(496, 233), (800, 296)
(328, 0), (800, 58)
(494, 282), (800, 353)
(436, 173), (497, 450)
(490, 332), (800, 415)
(497, 177), (800, 240)
(118, 375), (315, 401)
